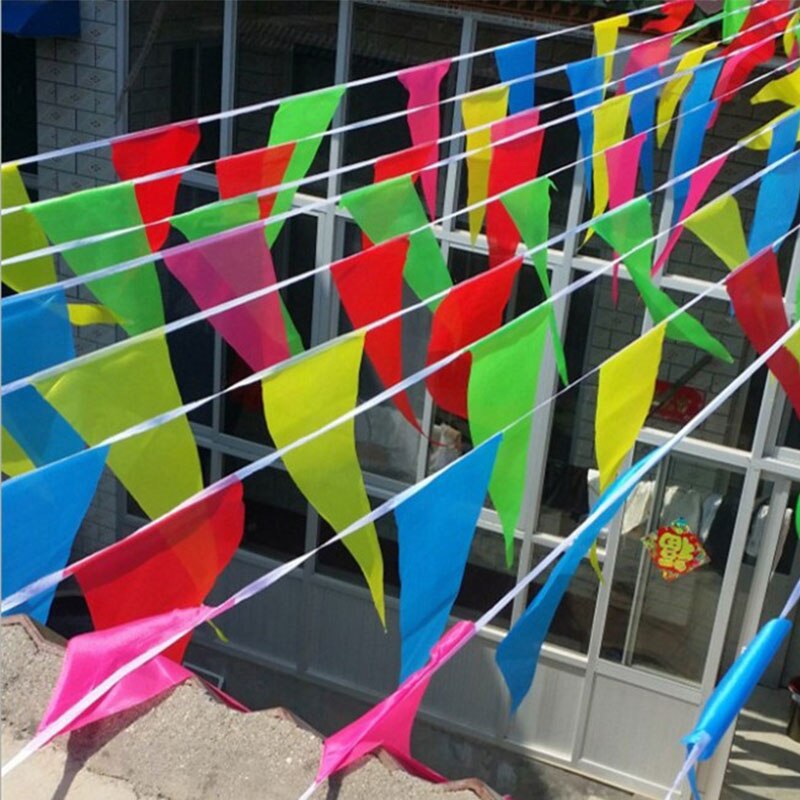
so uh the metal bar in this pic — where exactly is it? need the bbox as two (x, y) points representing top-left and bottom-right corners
(219, 0), (238, 157)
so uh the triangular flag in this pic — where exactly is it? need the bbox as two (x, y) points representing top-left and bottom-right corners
(723, 0), (751, 41)
(35, 334), (203, 519)
(745, 110), (800, 151)
(752, 68), (800, 106)
(595, 324), (666, 491)
(373, 141), (437, 187)
(397, 437), (501, 680)
(266, 86), (345, 245)
(566, 56), (605, 199)
(590, 94), (632, 227)
(331, 237), (420, 429)
(1, 446), (108, 622)
(683, 195), (749, 270)
(643, 0), (695, 33)
(111, 121), (201, 251)
(594, 13), (630, 86)
(340, 175), (452, 304)
(461, 85), (509, 241)
(468, 309), (549, 564)
(1, 164), (57, 291)
(426, 258), (522, 419)
(727, 249), (800, 418)
(261, 333), (385, 624)
(397, 59), (451, 217)
(494, 39), (536, 114)
(30, 182), (164, 335)
(625, 66), (660, 192)
(1, 428), (35, 477)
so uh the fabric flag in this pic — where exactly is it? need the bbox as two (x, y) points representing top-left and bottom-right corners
(331, 237), (420, 430)
(34, 334), (203, 519)
(2, 446), (108, 623)
(625, 66), (660, 192)
(726, 249), (800, 418)
(110, 121), (201, 252)
(623, 37), (672, 82)
(426, 258), (522, 419)
(594, 13), (630, 87)
(373, 142), (437, 187)
(656, 43), (716, 148)
(671, 59), (724, 223)
(748, 114), (800, 254)
(1, 164), (57, 292)
(593, 197), (732, 362)
(590, 94), (632, 227)
(643, 0), (695, 33)
(461, 85), (509, 241)
(683, 195), (749, 270)
(68, 303), (117, 326)
(723, 0), (751, 41)
(340, 175), (452, 304)
(163, 224), (290, 372)
(785, 9), (800, 57)
(316, 621), (475, 786)
(266, 86), (345, 245)
(468, 309), (549, 564)
(652, 154), (728, 275)
(215, 141), (296, 219)
(74, 481), (244, 661)
(1, 429), (35, 478)
(746, 111), (800, 153)
(595, 324), (666, 491)
(397, 437), (500, 680)
(495, 39), (536, 115)
(261, 333), (385, 624)
(397, 59), (451, 217)
(486, 109), (543, 268)
(566, 56), (605, 200)
(501, 179), (569, 385)
(30, 182), (164, 335)
(751, 67), (800, 107)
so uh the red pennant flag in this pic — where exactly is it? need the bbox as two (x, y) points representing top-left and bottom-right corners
(727, 249), (800, 418)
(486, 110), (544, 268)
(426, 258), (522, 418)
(374, 142), (437, 187)
(111, 121), (201, 252)
(215, 142), (296, 219)
(73, 481), (245, 661)
(331, 237), (422, 430)
(642, 0), (694, 33)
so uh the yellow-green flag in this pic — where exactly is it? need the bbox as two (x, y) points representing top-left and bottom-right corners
(591, 93), (632, 226)
(1, 427), (35, 477)
(684, 195), (749, 270)
(35, 334), (202, 519)
(595, 323), (666, 492)
(751, 68), (800, 108)
(261, 333), (385, 625)
(461, 85), (509, 242)
(594, 13), (629, 87)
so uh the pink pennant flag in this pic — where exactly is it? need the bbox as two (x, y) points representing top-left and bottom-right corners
(315, 621), (475, 787)
(397, 59), (452, 218)
(652, 154), (728, 276)
(622, 37), (671, 85)
(164, 224), (290, 372)
(606, 132), (646, 304)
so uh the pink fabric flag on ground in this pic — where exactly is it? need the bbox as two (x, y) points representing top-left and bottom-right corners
(163, 225), (290, 372)
(397, 59), (452, 218)
(111, 121), (201, 252)
(315, 621), (475, 787)
(652, 154), (728, 276)
(607, 133), (646, 304)
(486, 109), (544, 268)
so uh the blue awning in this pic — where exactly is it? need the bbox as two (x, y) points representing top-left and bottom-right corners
(2, 0), (80, 38)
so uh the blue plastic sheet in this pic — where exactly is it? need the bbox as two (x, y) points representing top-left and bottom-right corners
(565, 56), (605, 200)
(495, 39), (536, 114)
(625, 65), (660, 192)
(396, 435), (501, 681)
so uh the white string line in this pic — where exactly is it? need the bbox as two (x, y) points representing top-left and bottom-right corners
(0, 1), (672, 170)
(3, 4), (789, 260)
(4, 53), (797, 403)
(5, 246), (798, 782)
(0, 0), (770, 219)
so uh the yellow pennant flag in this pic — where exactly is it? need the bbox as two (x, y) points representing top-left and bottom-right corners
(461, 85), (509, 242)
(261, 333), (385, 625)
(744, 109), (800, 151)
(595, 323), (666, 492)
(657, 42), (718, 147)
(68, 304), (119, 326)
(1, 164), (57, 292)
(594, 13), (630, 87)
(591, 93), (632, 228)
(683, 195), (749, 270)
(35, 334), (202, 519)
(752, 68), (800, 108)
(1, 427), (35, 477)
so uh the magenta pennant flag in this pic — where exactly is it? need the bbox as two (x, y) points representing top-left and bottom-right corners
(397, 59), (452, 217)
(607, 133), (646, 304)
(622, 37), (671, 85)
(315, 621), (475, 787)
(163, 224), (290, 372)
(652, 154), (728, 276)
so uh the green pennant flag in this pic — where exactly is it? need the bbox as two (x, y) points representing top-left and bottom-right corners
(266, 85), (345, 245)
(340, 175), (452, 305)
(468, 306), (549, 566)
(30, 182), (164, 335)
(502, 178), (569, 385)
(593, 197), (733, 363)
